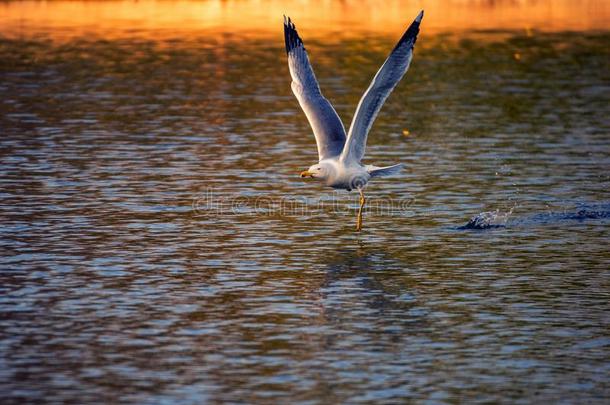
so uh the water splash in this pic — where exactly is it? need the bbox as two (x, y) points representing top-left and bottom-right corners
(460, 203), (610, 230)
(459, 207), (515, 230)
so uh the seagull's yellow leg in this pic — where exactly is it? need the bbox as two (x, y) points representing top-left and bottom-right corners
(356, 188), (366, 232)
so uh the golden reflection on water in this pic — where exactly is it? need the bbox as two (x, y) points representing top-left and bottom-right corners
(1, 0), (609, 40)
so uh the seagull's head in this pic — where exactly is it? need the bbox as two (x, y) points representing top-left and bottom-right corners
(300, 163), (329, 180)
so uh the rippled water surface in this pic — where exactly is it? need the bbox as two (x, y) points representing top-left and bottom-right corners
(1, 2), (610, 403)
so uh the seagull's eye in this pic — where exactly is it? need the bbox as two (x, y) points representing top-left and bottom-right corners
(317, 168), (321, 170)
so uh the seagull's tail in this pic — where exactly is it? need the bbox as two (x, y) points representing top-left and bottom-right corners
(367, 163), (404, 178)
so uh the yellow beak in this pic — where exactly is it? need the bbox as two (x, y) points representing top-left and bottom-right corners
(300, 170), (314, 178)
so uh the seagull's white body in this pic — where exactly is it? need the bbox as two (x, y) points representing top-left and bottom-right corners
(313, 159), (369, 191)
(283, 11), (423, 229)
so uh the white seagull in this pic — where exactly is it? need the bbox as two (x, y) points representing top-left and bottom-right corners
(284, 11), (423, 231)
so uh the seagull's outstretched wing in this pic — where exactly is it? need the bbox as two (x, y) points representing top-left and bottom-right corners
(340, 11), (423, 164)
(284, 16), (346, 161)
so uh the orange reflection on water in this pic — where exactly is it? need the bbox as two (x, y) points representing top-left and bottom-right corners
(1, 0), (609, 40)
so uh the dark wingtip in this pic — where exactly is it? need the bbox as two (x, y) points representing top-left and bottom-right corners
(283, 15), (304, 55)
(392, 10), (424, 53)
(283, 15), (290, 54)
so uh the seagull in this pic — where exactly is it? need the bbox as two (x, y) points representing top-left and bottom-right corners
(284, 10), (423, 231)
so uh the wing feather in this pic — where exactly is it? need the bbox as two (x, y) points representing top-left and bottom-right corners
(341, 10), (423, 163)
(284, 16), (346, 161)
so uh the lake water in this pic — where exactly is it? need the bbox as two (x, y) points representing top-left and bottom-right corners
(1, 1), (609, 403)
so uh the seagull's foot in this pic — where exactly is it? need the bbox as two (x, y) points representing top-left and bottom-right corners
(355, 189), (366, 232)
